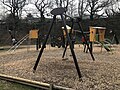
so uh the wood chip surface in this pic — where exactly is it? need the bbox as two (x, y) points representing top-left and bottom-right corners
(0, 44), (120, 90)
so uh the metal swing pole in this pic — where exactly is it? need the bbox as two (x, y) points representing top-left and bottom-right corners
(76, 19), (95, 61)
(61, 15), (82, 78)
(33, 7), (82, 78)
(62, 19), (74, 58)
(33, 16), (56, 72)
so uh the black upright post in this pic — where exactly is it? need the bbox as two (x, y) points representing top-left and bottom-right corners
(62, 41), (69, 58)
(62, 19), (74, 58)
(62, 17), (95, 61)
(33, 16), (56, 72)
(61, 15), (82, 78)
(36, 38), (39, 50)
(76, 20), (95, 61)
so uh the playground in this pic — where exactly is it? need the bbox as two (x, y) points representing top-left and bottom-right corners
(0, 6), (120, 89)
(0, 44), (120, 90)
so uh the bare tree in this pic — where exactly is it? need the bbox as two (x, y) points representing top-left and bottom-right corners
(78, 0), (88, 19)
(32, 0), (53, 22)
(54, 0), (71, 14)
(104, 0), (120, 17)
(54, 0), (69, 8)
(86, 0), (112, 20)
(67, 0), (77, 17)
(2, 0), (27, 18)
(1, 0), (27, 37)
(0, 2), (6, 19)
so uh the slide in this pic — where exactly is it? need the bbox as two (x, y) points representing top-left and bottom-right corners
(95, 40), (111, 52)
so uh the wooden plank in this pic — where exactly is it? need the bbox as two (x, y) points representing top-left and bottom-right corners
(0, 74), (73, 90)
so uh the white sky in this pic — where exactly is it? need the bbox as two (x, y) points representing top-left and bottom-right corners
(0, 0), (120, 19)
(22, 4), (37, 18)
(0, 0), (78, 19)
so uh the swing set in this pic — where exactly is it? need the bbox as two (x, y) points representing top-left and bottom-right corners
(33, 7), (95, 79)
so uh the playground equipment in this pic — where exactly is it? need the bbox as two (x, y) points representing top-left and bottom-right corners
(62, 25), (73, 36)
(61, 17), (95, 61)
(7, 29), (40, 52)
(109, 30), (119, 44)
(81, 26), (119, 53)
(33, 7), (95, 79)
(62, 25), (75, 48)
(7, 34), (29, 52)
(29, 30), (39, 39)
(8, 30), (17, 45)
(90, 26), (105, 42)
(50, 35), (64, 48)
(0, 30), (17, 51)
(89, 26), (111, 52)
(29, 29), (40, 50)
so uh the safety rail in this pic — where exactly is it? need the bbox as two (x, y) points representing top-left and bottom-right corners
(7, 34), (29, 52)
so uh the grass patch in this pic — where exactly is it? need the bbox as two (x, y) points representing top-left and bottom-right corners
(0, 79), (39, 90)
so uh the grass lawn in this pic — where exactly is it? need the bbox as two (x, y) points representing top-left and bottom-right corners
(0, 79), (39, 90)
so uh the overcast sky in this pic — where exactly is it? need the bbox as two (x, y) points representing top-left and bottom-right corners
(0, 0), (120, 19)
(0, 0), (77, 19)
(0, 1), (51, 19)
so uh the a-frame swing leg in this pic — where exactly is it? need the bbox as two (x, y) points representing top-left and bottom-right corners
(62, 17), (95, 61)
(62, 19), (74, 58)
(33, 16), (56, 72)
(61, 15), (82, 78)
(62, 41), (69, 58)
(76, 20), (95, 61)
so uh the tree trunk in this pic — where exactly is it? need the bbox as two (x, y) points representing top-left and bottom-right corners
(41, 12), (45, 22)
(90, 13), (94, 20)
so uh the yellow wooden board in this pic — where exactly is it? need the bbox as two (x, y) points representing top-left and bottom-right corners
(90, 27), (96, 42)
(63, 29), (73, 37)
(29, 30), (39, 39)
(98, 29), (105, 41)
(63, 30), (66, 36)
(89, 27), (106, 42)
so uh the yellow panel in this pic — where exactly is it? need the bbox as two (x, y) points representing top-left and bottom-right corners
(89, 27), (96, 42)
(63, 30), (66, 36)
(63, 29), (73, 37)
(98, 29), (105, 41)
(29, 30), (39, 39)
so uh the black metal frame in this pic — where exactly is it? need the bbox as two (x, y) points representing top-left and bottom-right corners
(62, 16), (95, 61)
(33, 7), (95, 78)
